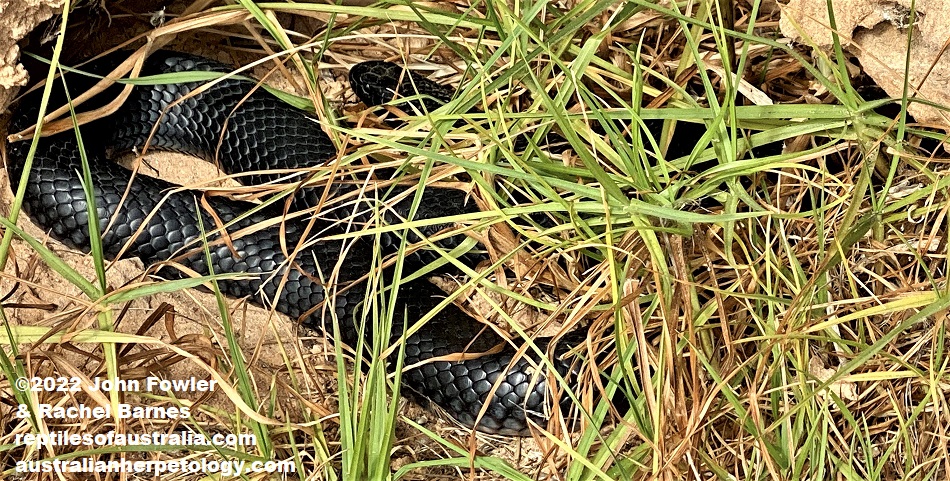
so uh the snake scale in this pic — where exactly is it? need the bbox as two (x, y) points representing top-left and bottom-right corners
(5, 51), (585, 436)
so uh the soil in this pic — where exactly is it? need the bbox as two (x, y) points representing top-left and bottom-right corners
(780, 0), (950, 127)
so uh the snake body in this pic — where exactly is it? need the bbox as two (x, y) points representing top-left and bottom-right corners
(5, 51), (581, 435)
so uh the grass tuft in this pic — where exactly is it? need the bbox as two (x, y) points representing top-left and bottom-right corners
(2, 0), (950, 480)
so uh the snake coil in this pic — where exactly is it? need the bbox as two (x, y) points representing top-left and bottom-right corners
(5, 51), (587, 435)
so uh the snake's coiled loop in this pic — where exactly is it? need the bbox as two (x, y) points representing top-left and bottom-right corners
(5, 51), (585, 435)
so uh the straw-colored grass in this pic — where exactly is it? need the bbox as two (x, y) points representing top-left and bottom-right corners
(2, 0), (948, 479)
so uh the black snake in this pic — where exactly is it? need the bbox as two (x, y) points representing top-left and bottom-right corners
(5, 51), (586, 436)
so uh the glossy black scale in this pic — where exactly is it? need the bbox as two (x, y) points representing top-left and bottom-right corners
(5, 51), (584, 435)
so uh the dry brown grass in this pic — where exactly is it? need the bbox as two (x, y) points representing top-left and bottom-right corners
(2, 0), (949, 479)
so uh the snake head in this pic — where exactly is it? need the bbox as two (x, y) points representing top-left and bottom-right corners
(349, 60), (456, 115)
